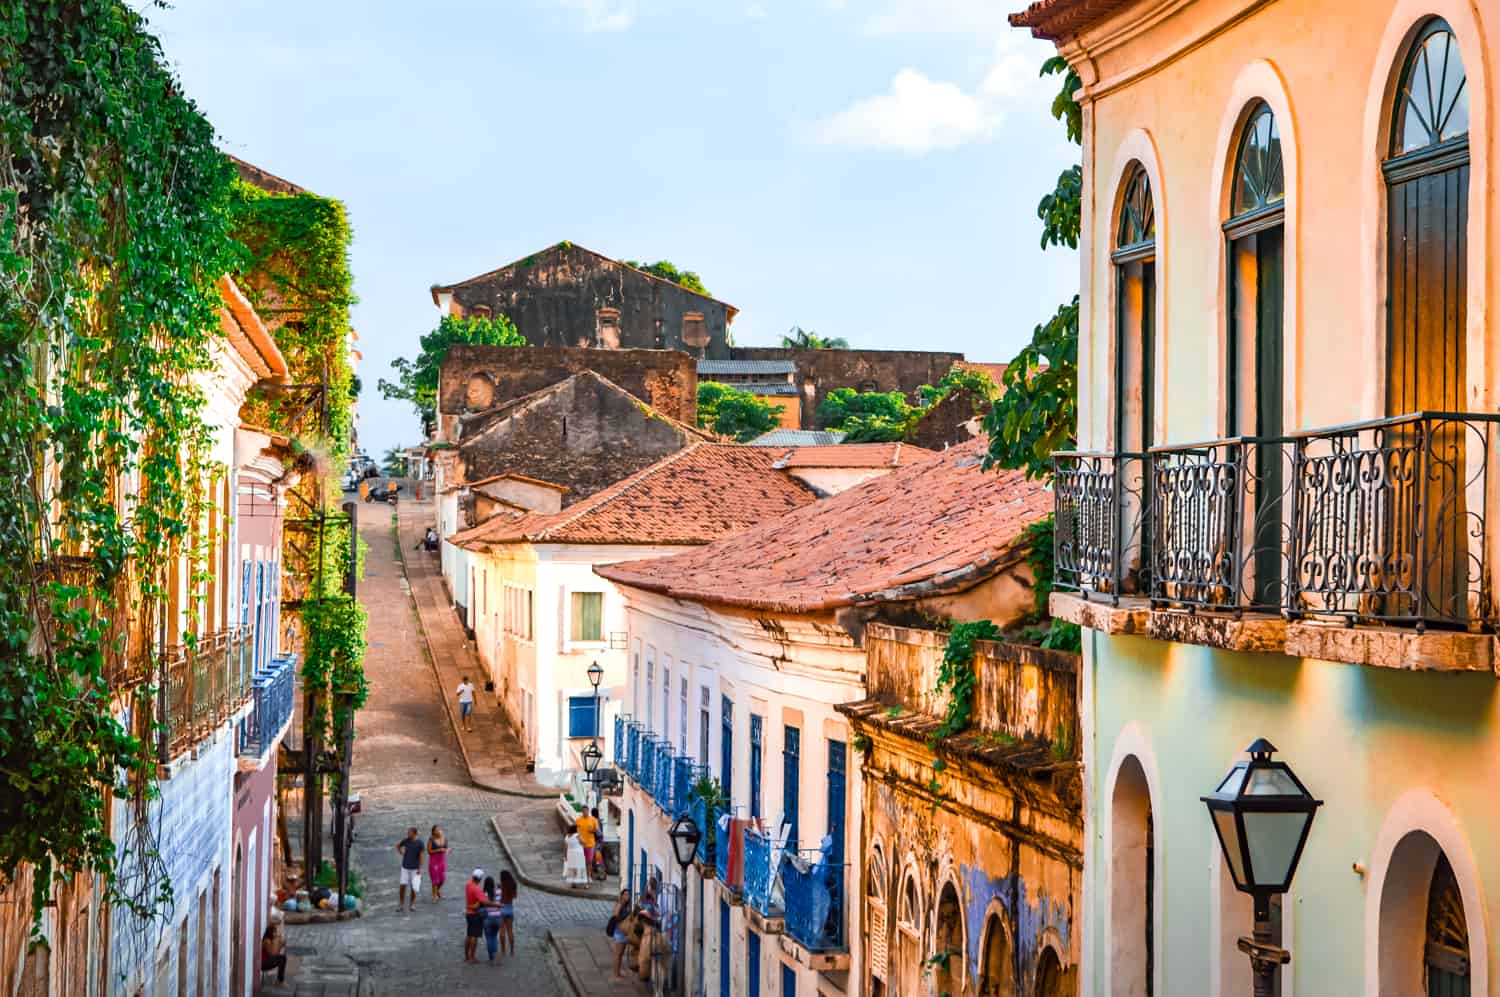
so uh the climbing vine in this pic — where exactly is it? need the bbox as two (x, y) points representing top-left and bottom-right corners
(931, 621), (1003, 742)
(0, 0), (240, 928)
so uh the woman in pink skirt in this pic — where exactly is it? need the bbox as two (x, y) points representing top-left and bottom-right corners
(427, 825), (449, 901)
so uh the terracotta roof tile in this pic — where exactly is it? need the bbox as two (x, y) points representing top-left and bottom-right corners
(772, 443), (935, 469)
(597, 439), (1049, 614)
(449, 444), (816, 549)
(1009, 0), (1138, 40)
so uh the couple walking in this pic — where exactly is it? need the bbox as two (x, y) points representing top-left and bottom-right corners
(464, 869), (518, 963)
(396, 825), (450, 912)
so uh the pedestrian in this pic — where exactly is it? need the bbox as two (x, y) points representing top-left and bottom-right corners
(261, 914), (287, 984)
(481, 875), (502, 962)
(608, 889), (632, 979)
(396, 827), (425, 913)
(562, 824), (589, 888)
(427, 825), (448, 902)
(463, 869), (486, 962)
(455, 675), (475, 733)
(575, 806), (599, 877)
(497, 869), (518, 957)
(635, 886), (660, 982)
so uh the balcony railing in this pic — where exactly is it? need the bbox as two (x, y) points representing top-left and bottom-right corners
(614, 714), (627, 765)
(625, 722), (643, 780)
(715, 815), (740, 890)
(240, 654), (297, 758)
(781, 852), (845, 952)
(1053, 412), (1500, 630)
(671, 756), (696, 818)
(161, 628), (254, 757)
(743, 828), (783, 920)
(653, 742), (675, 811)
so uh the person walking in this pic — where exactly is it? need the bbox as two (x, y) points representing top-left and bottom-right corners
(608, 889), (632, 979)
(396, 827), (425, 913)
(575, 807), (599, 877)
(427, 825), (448, 902)
(463, 869), (486, 962)
(562, 825), (589, 888)
(455, 676), (476, 733)
(481, 875), (502, 962)
(497, 869), (518, 957)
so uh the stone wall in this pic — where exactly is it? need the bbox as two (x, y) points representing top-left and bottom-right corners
(728, 347), (964, 429)
(437, 344), (697, 441)
(437, 243), (733, 358)
(909, 386), (987, 450)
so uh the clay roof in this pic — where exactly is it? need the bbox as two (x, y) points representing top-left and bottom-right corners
(462, 471), (570, 493)
(772, 442), (934, 470)
(228, 155), (309, 196)
(1009, 0), (1139, 40)
(431, 241), (738, 320)
(449, 444), (816, 549)
(954, 361), (1008, 384)
(218, 275), (288, 382)
(597, 439), (1050, 614)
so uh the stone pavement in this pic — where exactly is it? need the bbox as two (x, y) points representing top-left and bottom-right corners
(261, 501), (629, 997)
(549, 927), (650, 997)
(396, 497), (621, 903)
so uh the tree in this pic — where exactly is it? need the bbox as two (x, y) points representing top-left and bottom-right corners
(697, 382), (784, 442)
(983, 57), (1083, 481)
(622, 259), (712, 297)
(780, 326), (849, 350)
(379, 313), (525, 435)
(380, 446), (409, 477)
(816, 387), (914, 442)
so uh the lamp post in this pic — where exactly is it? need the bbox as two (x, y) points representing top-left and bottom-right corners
(1202, 739), (1322, 997)
(669, 814), (701, 996)
(587, 660), (604, 810)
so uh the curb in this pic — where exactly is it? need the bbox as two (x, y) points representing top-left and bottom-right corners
(393, 504), (555, 801)
(547, 929), (589, 997)
(489, 815), (617, 903)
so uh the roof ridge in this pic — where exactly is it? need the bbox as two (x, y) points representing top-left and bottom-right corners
(532, 443), (708, 541)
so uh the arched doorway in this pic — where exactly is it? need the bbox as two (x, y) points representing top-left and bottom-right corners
(933, 883), (964, 997)
(1378, 829), (1476, 995)
(1111, 755), (1153, 997)
(1036, 946), (1066, 997)
(977, 913), (1012, 997)
(1426, 854), (1470, 995)
(866, 848), (889, 996)
(896, 871), (922, 997)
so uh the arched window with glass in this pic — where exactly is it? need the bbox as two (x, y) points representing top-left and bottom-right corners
(1223, 101), (1286, 607)
(1113, 166), (1156, 455)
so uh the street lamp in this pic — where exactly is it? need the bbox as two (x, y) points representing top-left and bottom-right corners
(1202, 739), (1322, 997)
(587, 659), (604, 690)
(581, 741), (603, 779)
(587, 660), (604, 811)
(668, 815), (701, 995)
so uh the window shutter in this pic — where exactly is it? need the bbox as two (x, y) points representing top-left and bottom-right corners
(869, 900), (888, 981)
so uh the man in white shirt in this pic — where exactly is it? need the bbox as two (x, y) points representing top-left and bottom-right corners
(456, 675), (476, 733)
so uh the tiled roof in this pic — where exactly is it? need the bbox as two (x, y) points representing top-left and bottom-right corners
(747, 430), (847, 447)
(698, 360), (797, 376)
(772, 442), (934, 469)
(462, 471), (570, 492)
(955, 361), (1008, 384)
(1009, 0), (1138, 40)
(597, 439), (1050, 614)
(449, 444), (816, 549)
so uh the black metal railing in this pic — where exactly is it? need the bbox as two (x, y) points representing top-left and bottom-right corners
(1051, 412), (1500, 631)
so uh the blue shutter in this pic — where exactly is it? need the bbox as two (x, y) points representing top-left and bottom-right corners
(568, 696), (599, 738)
(748, 930), (761, 997)
(781, 963), (796, 997)
(827, 740), (846, 861)
(719, 900), (730, 997)
(783, 727), (800, 850)
(749, 715), (764, 819)
(627, 810), (635, 896)
(721, 696), (734, 797)
(240, 561), (252, 627)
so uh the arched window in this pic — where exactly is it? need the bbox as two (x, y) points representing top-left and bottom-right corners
(1426, 854), (1470, 993)
(1117, 169), (1155, 252)
(933, 883), (964, 997)
(896, 871), (922, 997)
(978, 913), (1012, 997)
(1112, 167), (1156, 588)
(866, 848), (889, 994)
(1111, 755), (1154, 996)
(1384, 19), (1471, 623)
(1377, 830), (1475, 993)
(1036, 946), (1065, 997)
(1223, 101), (1286, 607)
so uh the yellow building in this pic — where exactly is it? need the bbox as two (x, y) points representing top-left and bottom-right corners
(1013, 0), (1500, 992)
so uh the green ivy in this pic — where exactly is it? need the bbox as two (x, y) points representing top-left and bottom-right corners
(0, 0), (241, 928)
(931, 621), (1002, 741)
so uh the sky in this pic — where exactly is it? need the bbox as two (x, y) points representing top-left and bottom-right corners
(145, 0), (1078, 459)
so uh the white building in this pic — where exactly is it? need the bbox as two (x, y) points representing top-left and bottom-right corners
(599, 439), (1050, 997)
(449, 444), (817, 786)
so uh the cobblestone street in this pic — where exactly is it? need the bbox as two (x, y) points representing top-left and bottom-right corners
(265, 501), (606, 996)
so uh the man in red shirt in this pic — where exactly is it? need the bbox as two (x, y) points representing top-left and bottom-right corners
(463, 869), (486, 962)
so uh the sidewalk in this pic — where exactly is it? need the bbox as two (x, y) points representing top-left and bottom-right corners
(548, 928), (651, 997)
(395, 498), (619, 903)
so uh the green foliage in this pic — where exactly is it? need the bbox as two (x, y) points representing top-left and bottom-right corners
(380, 446), (408, 477)
(380, 313), (524, 435)
(917, 366), (998, 408)
(932, 621), (1003, 741)
(691, 774), (727, 809)
(780, 326), (849, 350)
(0, 0), (241, 928)
(697, 382), (783, 442)
(313, 859), (365, 898)
(1038, 165), (1083, 251)
(851, 733), (872, 753)
(1015, 515), (1083, 652)
(816, 387), (915, 442)
(1042, 56), (1083, 145)
(622, 259), (711, 297)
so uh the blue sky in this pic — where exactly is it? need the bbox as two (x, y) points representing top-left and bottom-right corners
(146, 0), (1077, 458)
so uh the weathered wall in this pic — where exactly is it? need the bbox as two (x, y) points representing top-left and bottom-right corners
(909, 386), (987, 450)
(439, 244), (733, 358)
(457, 373), (700, 505)
(437, 344), (697, 441)
(730, 347), (964, 429)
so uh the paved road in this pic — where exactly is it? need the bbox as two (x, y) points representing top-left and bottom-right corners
(267, 504), (600, 996)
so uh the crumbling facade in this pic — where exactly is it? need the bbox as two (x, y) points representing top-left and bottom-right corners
(728, 347), (965, 430)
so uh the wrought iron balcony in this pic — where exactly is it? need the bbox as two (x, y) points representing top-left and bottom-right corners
(670, 755), (694, 817)
(1053, 412), (1500, 630)
(625, 722), (642, 780)
(613, 714), (626, 764)
(742, 828), (784, 921)
(161, 628), (254, 757)
(240, 654), (297, 758)
(691, 793), (721, 866)
(781, 852), (845, 952)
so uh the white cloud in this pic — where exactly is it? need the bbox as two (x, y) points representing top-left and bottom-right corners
(808, 68), (997, 154)
(554, 0), (637, 32)
(744, 2), (768, 19)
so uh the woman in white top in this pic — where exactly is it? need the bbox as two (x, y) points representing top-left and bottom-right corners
(562, 825), (590, 888)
